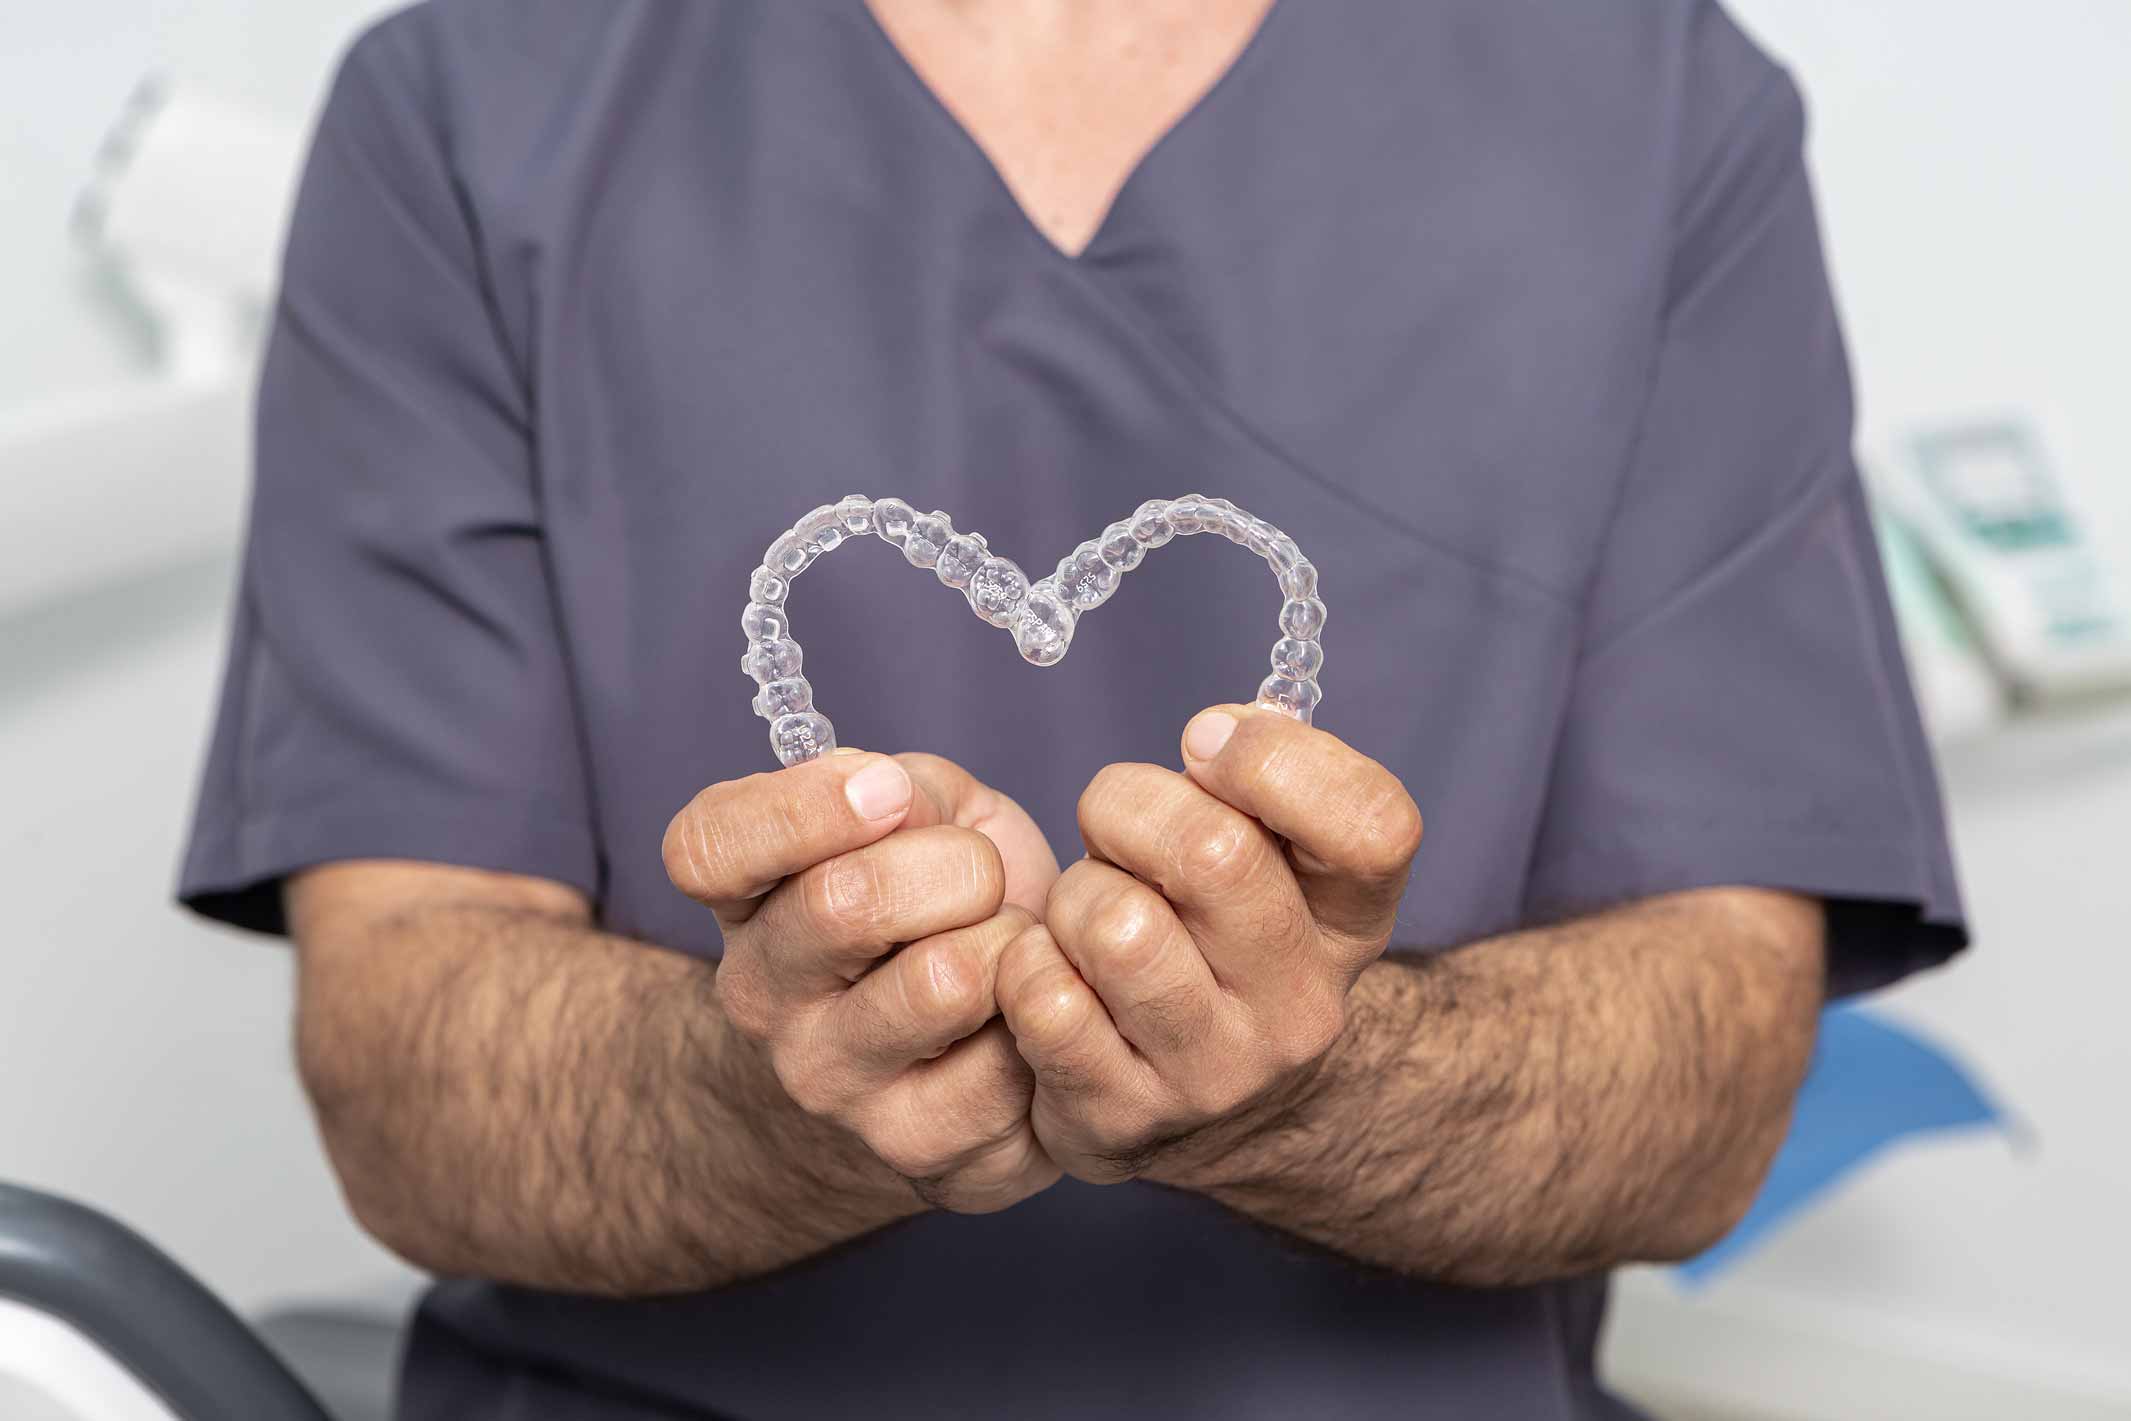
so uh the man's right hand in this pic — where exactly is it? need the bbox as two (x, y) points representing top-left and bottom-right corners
(663, 750), (1063, 1214)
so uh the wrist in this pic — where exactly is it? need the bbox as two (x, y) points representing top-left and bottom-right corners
(1147, 965), (1411, 1200)
(700, 970), (930, 1227)
(1141, 1046), (1338, 1198)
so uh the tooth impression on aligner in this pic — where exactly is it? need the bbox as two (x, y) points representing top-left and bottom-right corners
(743, 495), (1325, 766)
(968, 556), (1031, 627)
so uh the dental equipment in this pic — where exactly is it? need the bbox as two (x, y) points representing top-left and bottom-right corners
(739, 495), (1327, 766)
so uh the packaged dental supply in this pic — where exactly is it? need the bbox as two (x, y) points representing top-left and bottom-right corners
(1870, 421), (2131, 704)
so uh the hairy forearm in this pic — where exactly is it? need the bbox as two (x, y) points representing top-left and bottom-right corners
(294, 901), (921, 1296)
(1182, 890), (1824, 1285)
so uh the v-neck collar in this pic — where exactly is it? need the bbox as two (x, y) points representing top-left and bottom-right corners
(847, 0), (1291, 265)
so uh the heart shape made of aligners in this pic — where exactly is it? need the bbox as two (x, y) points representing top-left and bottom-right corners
(740, 494), (1327, 766)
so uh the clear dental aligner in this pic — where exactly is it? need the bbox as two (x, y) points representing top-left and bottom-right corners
(741, 494), (1327, 767)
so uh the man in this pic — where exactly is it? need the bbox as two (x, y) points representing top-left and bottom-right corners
(181, 1), (1966, 1416)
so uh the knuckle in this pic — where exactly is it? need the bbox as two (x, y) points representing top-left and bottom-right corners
(1228, 719), (1290, 792)
(1174, 810), (1267, 894)
(1352, 786), (1425, 879)
(994, 926), (1051, 1017)
(664, 776), (792, 902)
(1043, 858), (1102, 922)
(1005, 962), (1090, 1051)
(908, 934), (989, 1034)
(661, 798), (729, 900)
(659, 810), (699, 894)
(1075, 765), (1124, 824)
(1077, 762), (1158, 836)
(991, 902), (1039, 940)
(766, 767), (839, 842)
(1084, 882), (1170, 978)
(902, 827), (1008, 927)
(944, 828), (1009, 920)
(1012, 973), (1081, 1044)
(807, 852), (887, 943)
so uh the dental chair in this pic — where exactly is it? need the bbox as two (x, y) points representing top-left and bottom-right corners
(0, 1182), (406, 1421)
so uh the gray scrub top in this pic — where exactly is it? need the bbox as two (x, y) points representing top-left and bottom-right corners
(179, 1), (1967, 1416)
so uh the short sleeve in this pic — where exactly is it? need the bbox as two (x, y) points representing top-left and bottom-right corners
(178, 16), (598, 935)
(1525, 14), (1966, 995)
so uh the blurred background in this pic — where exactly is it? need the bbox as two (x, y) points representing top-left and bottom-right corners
(2, 2), (2126, 1418)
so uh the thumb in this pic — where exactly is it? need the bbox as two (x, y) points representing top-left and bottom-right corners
(894, 752), (1060, 917)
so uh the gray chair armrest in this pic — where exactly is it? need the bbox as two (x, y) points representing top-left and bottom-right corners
(0, 1181), (331, 1421)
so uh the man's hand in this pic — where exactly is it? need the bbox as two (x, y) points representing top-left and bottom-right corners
(995, 705), (1422, 1186)
(664, 750), (1063, 1213)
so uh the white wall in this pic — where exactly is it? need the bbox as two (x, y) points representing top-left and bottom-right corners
(1609, 3), (2131, 1416)
(0, 560), (420, 1316)
(0, 0), (409, 1316)
(1, 0), (384, 401)
(0, 0), (2127, 1412)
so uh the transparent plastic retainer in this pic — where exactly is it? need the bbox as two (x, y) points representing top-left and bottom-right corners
(741, 495), (1327, 767)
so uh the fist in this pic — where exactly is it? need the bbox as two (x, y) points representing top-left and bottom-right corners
(996, 706), (1422, 1187)
(664, 750), (1062, 1212)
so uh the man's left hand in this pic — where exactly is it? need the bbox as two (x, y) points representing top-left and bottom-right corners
(996, 704), (1424, 1187)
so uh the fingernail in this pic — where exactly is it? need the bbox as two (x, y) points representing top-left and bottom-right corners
(1183, 709), (1238, 763)
(844, 756), (912, 821)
